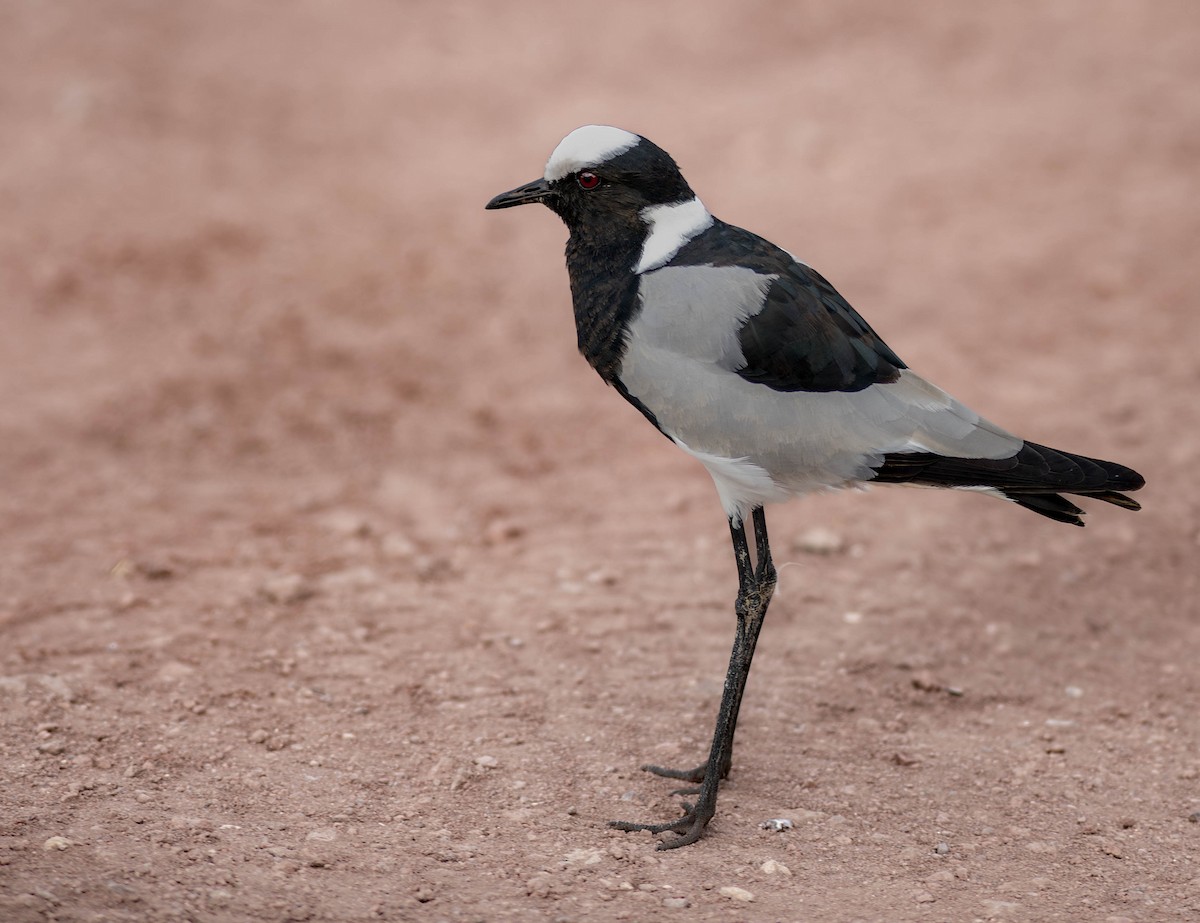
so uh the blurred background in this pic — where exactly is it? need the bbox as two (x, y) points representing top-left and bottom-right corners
(2, 2), (1198, 919)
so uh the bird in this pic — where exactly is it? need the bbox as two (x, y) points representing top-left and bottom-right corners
(485, 124), (1145, 849)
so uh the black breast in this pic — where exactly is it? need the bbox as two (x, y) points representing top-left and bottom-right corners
(564, 234), (643, 383)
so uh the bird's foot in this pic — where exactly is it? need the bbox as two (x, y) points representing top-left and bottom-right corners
(611, 759), (725, 849)
(609, 798), (716, 850)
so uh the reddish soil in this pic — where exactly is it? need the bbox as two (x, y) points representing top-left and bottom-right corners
(2, 2), (1198, 921)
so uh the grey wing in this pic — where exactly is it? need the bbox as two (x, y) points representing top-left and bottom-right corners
(623, 263), (1022, 493)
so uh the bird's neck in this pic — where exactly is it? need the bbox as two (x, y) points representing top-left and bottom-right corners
(564, 232), (643, 382)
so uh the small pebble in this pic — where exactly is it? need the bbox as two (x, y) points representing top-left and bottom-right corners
(760, 859), (792, 876)
(474, 755), (498, 769)
(760, 818), (793, 831)
(913, 889), (936, 903)
(259, 573), (314, 604)
(934, 842), (951, 856)
(719, 886), (755, 902)
(381, 533), (417, 559)
(794, 527), (845, 555)
(563, 847), (603, 867)
(662, 896), (690, 909)
(305, 828), (337, 843)
(42, 837), (71, 851)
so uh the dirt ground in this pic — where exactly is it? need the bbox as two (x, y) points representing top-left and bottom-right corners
(2, 2), (1198, 921)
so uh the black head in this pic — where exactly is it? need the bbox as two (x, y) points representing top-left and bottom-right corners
(486, 127), (714, 380)
(485, 126), (696, 236)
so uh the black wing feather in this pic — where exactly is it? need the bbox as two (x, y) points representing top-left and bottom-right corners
(671, 220), (905, 392)
(872, 441), (1145, 526)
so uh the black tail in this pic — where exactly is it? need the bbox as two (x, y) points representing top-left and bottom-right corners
(872, 441), (1145, 527)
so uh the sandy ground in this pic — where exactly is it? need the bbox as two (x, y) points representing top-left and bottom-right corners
(2, 2), (1199, 921)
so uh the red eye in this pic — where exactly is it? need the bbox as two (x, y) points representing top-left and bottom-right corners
(577, 171), (601, 190)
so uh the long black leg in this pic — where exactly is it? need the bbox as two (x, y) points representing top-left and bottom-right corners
(712, 506), (776, 776)
(610, 507), (776, 848)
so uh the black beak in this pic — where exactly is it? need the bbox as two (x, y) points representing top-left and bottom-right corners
(485, 177), (553, 210)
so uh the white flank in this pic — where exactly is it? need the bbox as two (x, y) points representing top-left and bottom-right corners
(635, 197), (715, 274)
(951, 485), (1011, 501)
(673, 438), (791, 526)
(544, 125), (640, 182)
